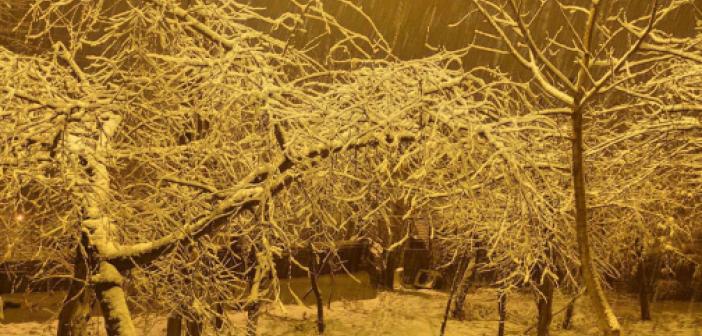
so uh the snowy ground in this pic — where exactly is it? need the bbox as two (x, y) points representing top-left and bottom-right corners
(1, 288), (701, 335)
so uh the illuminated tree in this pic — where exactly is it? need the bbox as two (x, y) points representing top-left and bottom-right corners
(2, 2), (700, 336)
(0, 1), (556, 335)
(465, 0), (702, 334)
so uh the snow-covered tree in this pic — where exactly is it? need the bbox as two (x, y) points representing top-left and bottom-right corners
(0, 1), (565, 335)
(464, 0), (702, 334)
(2, 1), (700, 336)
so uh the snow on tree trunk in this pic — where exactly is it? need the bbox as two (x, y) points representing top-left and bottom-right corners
(64, 110), (137, 336)
(571, 103), (621, 336)
(93, 262), (137, 336)
(569, 2), (622, 334)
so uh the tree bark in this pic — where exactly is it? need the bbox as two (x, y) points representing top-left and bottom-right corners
(536, 275), (554, 336)
(451, 255), (476, 320)
(246, 302), (260, 336)
(497, 290), (507, 336)
(524, 290), (583, 334)
(562, 299), (575, 330)
(185, 318), (202, 336)
(245, 244), (260, 336)
(166, 314), (182, 336)
(214, 303), (225, 331)
(638, 257), (651, 321)
(569, 2), (621, 335)
(327, 267), (335, 309)
(309, 246), (325, 334)
(440, 255), (466, 336)
(380, 249), (399, 290)
(571, 102), (621, 335)
(57, 243), (92, 336)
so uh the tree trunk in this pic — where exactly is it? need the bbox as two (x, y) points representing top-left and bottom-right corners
(245, 243), (260, 336)
(569, 2), (622, 334)
(636, 238), (662, 322)
(185, 318), (202, 336)
(93, 262), (137, 336)
(497, 290), (507, 336)
(214, 303), (225, 330)
(246, 302), (260, 336)
(57, 287), (92, 336)
(638, 264), (651, 321)
(536, 275), (554, 336)
(637, 254), (661, 321)
(451, 255), (476, 320)
(57, 244), (92, 336)
(562, 301), (575, 330)
(382, 249), (398, 290)
(94, 283), (135, 336)
(571, 102), (621, 335)
(309, 246), (325, 334)
(524, 290), (582, 335)
(327, 267), (335, 309)
(561, 293), (580, 330)
(440, 254), (466, 336)
(166, 315), (182, 336)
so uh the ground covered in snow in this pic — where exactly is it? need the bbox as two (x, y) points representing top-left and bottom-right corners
(1, 288), (701, 335)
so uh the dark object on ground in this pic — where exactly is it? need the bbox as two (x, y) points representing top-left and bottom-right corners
(2, 300), (21, 309)
(414, 269), (440, 289)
